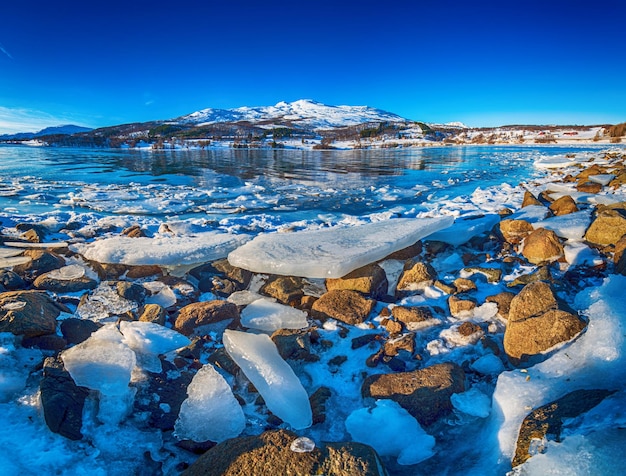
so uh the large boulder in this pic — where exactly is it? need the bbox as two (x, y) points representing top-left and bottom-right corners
(326, 263), (388, 300)
(513, 389), (614, 467)
(548, 195), (578, 216)
(504, 282), (586, 363)
(40, 355), (89, 440)
(584, 208), (626, 246)
(311, 290), (375, 326)
(182, 429), (387, 476)
(521, 228), (564, 265)
(521, 191), (542, 208)
(174, 300), (239, 336)
(499, 219), (534, 245)
(362, 362), (465, 426)
(0, 290), (62, 337)
(396, 260), (437, 292)
(261, 276), (305, 306)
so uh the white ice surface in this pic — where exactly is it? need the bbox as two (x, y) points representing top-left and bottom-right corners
(345, 399), (436, 465)
(240, 298), (308, 332)
(227, 216), (454, 278)
(533, 210), (592, 241)
(428, 214), (500, 246)
(71, 231), (250, 267)
(533, 156), (578, 169)
(222, 330), (312, 429)
(174, 364), (245, 443)
(451, 387), (492, 418)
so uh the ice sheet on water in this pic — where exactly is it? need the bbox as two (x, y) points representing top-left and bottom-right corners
(174, 364), (245, 443)
(240, 298), (308, 332)
(428, 214), (500, 246)
(61, 324), (136, 396)
(346, 399), (436, 465)
(222, 330), (312, 429)
(71, 231), (250, 267)
(227, 217), (454, 278)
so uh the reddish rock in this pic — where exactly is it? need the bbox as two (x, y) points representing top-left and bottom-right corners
(548, 195), (578, 216)
(311, 290), (375, 325)
(522, 228), (564, 265)
(174, 300), (239, 336)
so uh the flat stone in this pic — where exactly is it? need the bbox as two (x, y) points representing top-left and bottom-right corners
(311, 290), (375, 326)
(325, 263), (388, 300)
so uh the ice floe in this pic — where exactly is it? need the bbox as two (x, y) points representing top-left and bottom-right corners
(240, 298), (309, 332)
(222, 329), (312, 429)
(227, 217), (454, 278)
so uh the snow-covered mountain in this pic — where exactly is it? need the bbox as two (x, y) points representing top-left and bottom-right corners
(174, 99), (407, 130)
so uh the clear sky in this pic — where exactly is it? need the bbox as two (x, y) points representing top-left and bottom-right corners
(1, 0), (625, 133)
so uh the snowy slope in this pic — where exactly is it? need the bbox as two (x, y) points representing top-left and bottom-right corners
(175, 99), (407, 130)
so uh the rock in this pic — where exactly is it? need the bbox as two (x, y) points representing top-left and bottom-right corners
(609, 172), (626, 189)
(121, 224), (146, 238)
(521, 191), (543, 208)
(98, 263), (163, 280)
(452, 277), (477, 293)
(457, 321), (482, 337)
(0, 290), (62, 337)
(181, 429), (387, 476)
(158, 276), (199, 307)
(311, 290), (375, 326)
(212, 258), (252, 288)
(614, 235), (626, 264)
(576, 181), (602, 193)
(485, 292), (516, 320)
(434, 280), (456, 294)
(0, 269), (26, 290)
(33, 271), (98, 293)
(383, 333), (415, 357)
(396, 260), (437, 292)
(382, 318), (402, 335)
(548, 195), (578, 216)
(384, 241), (422, 260)
(40, 355), (89, 440)
(138, 303), (167, 325)
(21, 334), (67, 351)
(522, 228), (564, 265)
(116, 281), (147, 304)
(448, 295), (476, 317)
(391, 306), (434, 330)
(499, 219), (534, 245)
(60, 318), (101, 344)
(362, 362), (465, 426)
(271, 329), (319, 362)
(261, 276), (305, 306)
(326, 263), (388, 300)
(174, 301), (239, 336)
(12, 250), (65, 281)
(584, 208), (626, 246)
(506, 265), (552, 288)
(462, 266), (502, 283)
(310, 386), (332, 425)
(504, 282), (586, 363)
(512, 389), (615, 467)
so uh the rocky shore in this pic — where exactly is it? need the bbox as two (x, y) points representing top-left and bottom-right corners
(1, 149), (625, 475)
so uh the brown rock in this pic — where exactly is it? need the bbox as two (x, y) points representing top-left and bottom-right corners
(506, 265), (552, 288)
(585, 208), (626, 246)
(362, 362), (465, 426)
(576, 181), (602, 193)
(97, 263), (163, 280)
(396, 260), (437, 292)
(508, 281), (557, 322)
(12, 250), (65, 281)
(486, 292), (516, 320)
(383, 333), (415, 357)
(609, 172), (626, 189)
(212, 258), (252, 288)
(261, 276), (305, 306)
(522, 228), (564, 265)
(499, 219), (534, 245)
(462, 266), (502, 283)
(326, 263), (388, 300)
(513, 389), (614, 467)
(434, 280), (456, 294)
(452, 277), (477, 293)
(310, 386), (332, 425)
(121, 225), (146, 238)
(384, 241), (423, 260)
(613, 235), (626, 264)
(138, 303), (167, 325)
(383, 318), (402, 335)
(311, 290), (375, 326)
(576, 164), (607, 181)
(271, 329), (318, 362)
(521, 191), (543, 207)
(0, 290), (62, 337)
(448, 295), (476, 317)
(548, 195), (578, 216)
(174, 300), (239, 336)
(33, 273), (98, 293)
(182, 429), (387, 476)
(458, 321), (482, 337)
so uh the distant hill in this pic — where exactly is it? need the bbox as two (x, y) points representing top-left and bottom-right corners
(0, 124), (93, 141)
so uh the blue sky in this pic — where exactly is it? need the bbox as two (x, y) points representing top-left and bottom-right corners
(0, 0), (624, 133)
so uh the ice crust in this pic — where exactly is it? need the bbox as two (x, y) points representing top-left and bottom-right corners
(533, 210), (592, 241)
(174, 364), (245, 443)
(71, 231), (250, 267)
(346, 399), (436, 465)
(240, 298), (308, 332)
(428, 214), (500, 246)
(222, 330), (312, 429)
(227, 216), (454, 278)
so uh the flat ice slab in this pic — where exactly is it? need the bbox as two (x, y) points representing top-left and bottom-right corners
(72, 232), (250, 267)
(227, 217), (453, 278)
(428, 214), (500, 246)
(240, 299), (308, 332)
(223, 330), (312, 429)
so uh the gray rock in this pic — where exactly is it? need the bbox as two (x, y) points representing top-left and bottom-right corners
(0, 290), (62, 337)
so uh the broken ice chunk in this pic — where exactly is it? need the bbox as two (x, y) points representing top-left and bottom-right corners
(174, 364), (245, 443)
(428, 214), (500, 246)
(240, 299), (308, 332)
(223, 330), (312, 429)
(227, 217), (453, 278)
(77, 282), (138, 321)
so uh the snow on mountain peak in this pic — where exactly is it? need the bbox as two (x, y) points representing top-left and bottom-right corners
(176, 99), (407, 130)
